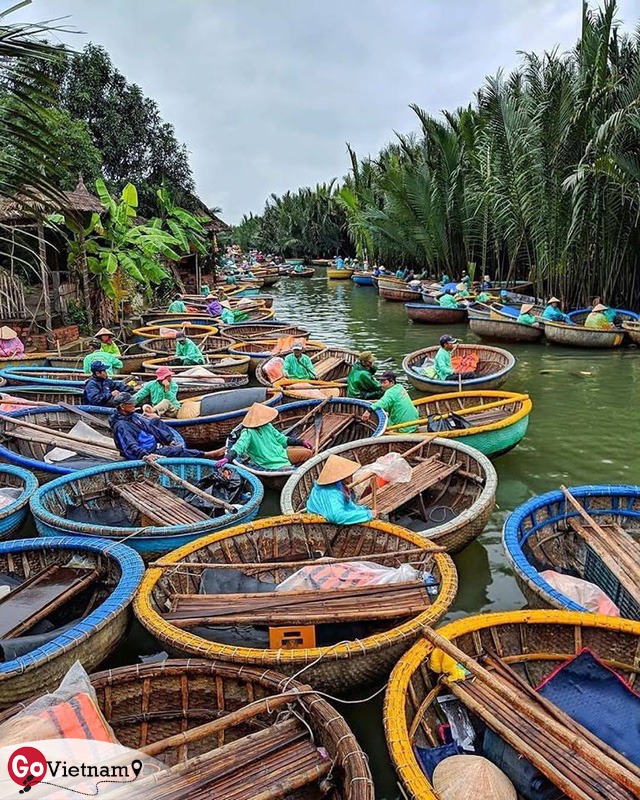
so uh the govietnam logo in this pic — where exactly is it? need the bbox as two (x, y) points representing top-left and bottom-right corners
(4, 743), (149, 798)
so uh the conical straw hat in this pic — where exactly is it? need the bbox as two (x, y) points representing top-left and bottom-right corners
(95, 327), (115, 337)
(220, 300), (232, 309)
(0, 326), (17, 339)
(593, 303), (607, 312)
(433, 755), (516, 800)
(520, 303), (534, 313)
(242, 403), (279, 428)
(317, 454), (361, 485)
(548, 297), (561, 304)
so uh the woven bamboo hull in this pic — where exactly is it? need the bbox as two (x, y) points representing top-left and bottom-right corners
(228, 340), (326, 374)
(0, 660), (374, 799)
(288, 268), (315, 277)
(255, 347), (359, 388)
(140, 334), (236, 357)
(543, 320), (624, 348)
(168, 388), (282, 448)
(281, 435), (496, 553)
(131, 323), (218, 343)
(352, 273), (375, 285)
(141, 353), (251, 375)
(0, 353), (50, 370)
(402, 344), (516, 394)
(31, 459), (264, 561)
(388, 390), (532, 458)
(503, 484), (640, 619)
(0, 464), (38, 538)
(228, 398), (387, 490)
(0, 536), (143, 707)
(220, 323), (310, 342)
(622, 321), (640, 344)
(405, 303), (467, 324)
(2, 385), (85, 405)
(384, 610), (640, 800)
(260, 273), (281, 285)
(135, 514), (458, 693)
(142, 307), (275, 323)
(379, 286), (421, 302)
(469, 313), (543, 342)
(327, 269), (354, 279)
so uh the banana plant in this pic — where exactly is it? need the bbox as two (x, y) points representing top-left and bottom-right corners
(150, 185), (208, 255)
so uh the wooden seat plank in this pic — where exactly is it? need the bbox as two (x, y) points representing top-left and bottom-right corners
(0, 565), (98, 639)
(299, 413), (354, 450)
(109, 479), (210, 526)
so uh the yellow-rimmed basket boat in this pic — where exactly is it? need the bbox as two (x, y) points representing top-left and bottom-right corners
(327, 268), (354, 279)
(139, 334), (236, 357)
(0, 660), (375, 800)
(384, 610), (640, 800)
(141, 352), (251, 375)
(220, 322), (310, 342)
(135, 514), (458, 693)
(228, 339), (326, 373)
(131, 323), (218, 343)
(281, 435), (496, 553)
(384, 390), (532, 458)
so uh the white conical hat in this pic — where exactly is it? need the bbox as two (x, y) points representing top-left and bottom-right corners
(317, 454), (361, 486)
(0, 326), (17, 339)
(593, 303), (607, 312)
(242, 403), (279, 428)
(433, 755), (516, 800)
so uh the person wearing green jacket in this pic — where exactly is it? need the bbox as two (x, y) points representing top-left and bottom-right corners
(95, 327), (121, 357)
(438, 291), (459, 309)
(362, 371), (419, 433)
(167, 294), (187, 313)
(82, 339), (123, 376)
(283, 343), (316, 380)
(346, 352), (383, 399)
(133, 366), (181, 417)
(431, 334), (476, 381)
(517, 302), (539, 326)
(174, 331), (205, 365)
(213, 404), (313, 471)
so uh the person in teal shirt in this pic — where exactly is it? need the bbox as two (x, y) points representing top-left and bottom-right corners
(460, 270), (471, 288)
(475, 291), (492, 303)
(440, 272), (451, 285)
(395, 268), (405, 280)
(283, 343), (316, 379)
(167, 294), (187, 313)
(455, 282), (470, 299)
(133, 366), (181, 417)
(200, 284), (210, 296)
(542, 297), (570, 323)
(432, 335), (476, 381)
(174, 331), (205, 365)
(219, 301), (235, 325)
(82, 339), (123, 376)
(347, 352), (383, 399)
(306, 454), (375, 525)
(438, 290), (459, 308)
(362, 371), (419, 433)
(517, 303), (539, 326)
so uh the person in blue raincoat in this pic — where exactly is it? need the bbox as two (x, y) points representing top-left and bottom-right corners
(109, 393), (219, 461)
(306, 454), (375, 525)
(542, 296), (570, 323)
(82, 361), (130, 407)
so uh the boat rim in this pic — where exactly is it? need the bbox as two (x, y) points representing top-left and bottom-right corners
(0, 463), (39, 517)
(402, 344), (516, 388)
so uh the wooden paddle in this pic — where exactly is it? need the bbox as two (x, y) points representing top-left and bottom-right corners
(386, 394), (530, 432)
(282, 396), (332, 436)
(58, 402), (111, 430)
(146, 459), (236, 513)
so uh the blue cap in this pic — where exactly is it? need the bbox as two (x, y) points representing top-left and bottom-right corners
(90, 361), (109, 373)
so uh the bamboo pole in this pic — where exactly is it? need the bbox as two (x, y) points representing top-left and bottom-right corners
(146, 459), (236, 512)
(346, 438), (439, 490)
(282, 396), (332, 436)
(0, 413), (118, 452)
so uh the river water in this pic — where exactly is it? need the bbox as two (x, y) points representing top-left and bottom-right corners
(112, 271), (639, 798)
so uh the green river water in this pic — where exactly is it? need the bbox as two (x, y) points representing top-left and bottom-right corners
(115, 271), (639, 798)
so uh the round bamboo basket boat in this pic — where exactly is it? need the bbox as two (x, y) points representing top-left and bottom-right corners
(352, 272), (375, 285)
(220, 322), (310, 342)
(0, 463), (38, 538)
(542, 319), (625, 348)
(141, 352), (251, 375)
(384, 609), (640, 800)
(228, 339), (326, 373)
(0, 352), (50, 370)
(139, 334), (236, 357)
(383, 390), (532, 458)
(287, 266), (315, 277)
(281, 435), (496, 553)
(227, 398), (387, 489)
(568, 306), (639, 326)
(0, 384), (85, 406)
(30, 459), (264, 561)
(272, 379), (348, 401)
(0, 659), (374, 800)
(143, 305), (275, 323)
(402, 344), (516, 394)
(168, 387), (283, 448)
(379, 285), (422, 302)
(0, 536), (143, 707)
(469, 309), (544, 343)
(503, 484), (640, 619)
(135, 514), (458, 693)
(327, 268), (354, 279)
(45, 344), (148, 374)
(255, 347), (359, 388)
(622, 320), (640, 345)
(131, 323), (218, 343)
(405, 303), (467, 324)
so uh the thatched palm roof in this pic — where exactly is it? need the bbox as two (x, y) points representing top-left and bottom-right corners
(0, 178), (103, 223)
(186, 192), (230, 233)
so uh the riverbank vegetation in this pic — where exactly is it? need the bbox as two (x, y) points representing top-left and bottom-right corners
(236, 1), (640, 307)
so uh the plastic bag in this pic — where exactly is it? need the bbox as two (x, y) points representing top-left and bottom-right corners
(540, 570), (620, 616)
(418, 357), (438, 379)
(158, 326), (179, 338)
(275, 560), (420, 592)
(0, 487), (22, 509)
(351, 453), (412, 499)
(263, 356), (284, 382)
(0, 661), (119, 746)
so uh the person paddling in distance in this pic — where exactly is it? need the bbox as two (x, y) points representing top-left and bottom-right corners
(306, 454), (376, 525)
(211, 403), (314, 471)
(362, 371), (419, 433)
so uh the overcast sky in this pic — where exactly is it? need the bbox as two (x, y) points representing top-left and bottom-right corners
(18, 0), (640, 223)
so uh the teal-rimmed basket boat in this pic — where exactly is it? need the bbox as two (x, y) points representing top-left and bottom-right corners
(503, 484), (640, 619)
(0, 535), (144, 707)
(30, 458), (264, 561)
(0, 464), (38, 538)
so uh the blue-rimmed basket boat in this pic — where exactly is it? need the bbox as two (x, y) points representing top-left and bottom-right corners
(0, 535), (143, 707)
(0, 464), (38, 538)
(568, 307), (639, 326)
(352, 272), (375, 286)
(167, 387), (283, 448)
(623, 320), (640, 345)
(30, 459), (264, 561)
(542, 319), (625, 348)
(383, 390), (532, 457)
(469, 306), (544, 343)
(227, 398), (387, 489)
(0, 385), (85, 405)
(503, 484), (640, 619)
(405, 303), (467, 324)
(134, 514), (458, 694)
(0, 365), (90, 387)
(402, 343), (516, 394)
(228, 339), (326, 373)
(281, 435), (496, 553)
(140, 352), (251, 376)
(0, 352), (50, 371)
(384, 609), (640, 800)
(45, 344), (148, 374)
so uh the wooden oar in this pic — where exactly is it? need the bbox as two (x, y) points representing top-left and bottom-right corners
(0, 413), (119, 452)
(58, 402), (111, 430)
(282, 397), (332, 436)
(386, 394), (530, 432)
(146, 459), (236, 513)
